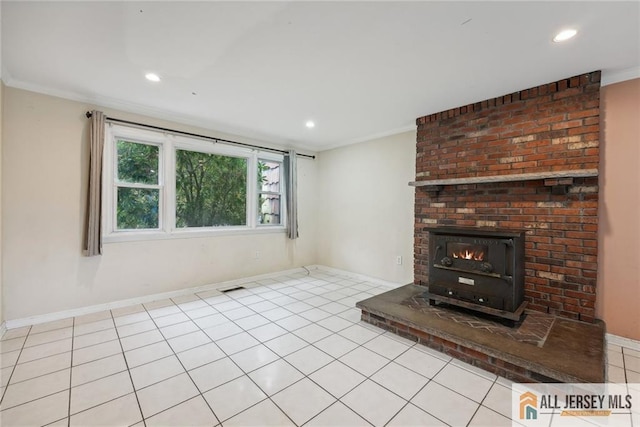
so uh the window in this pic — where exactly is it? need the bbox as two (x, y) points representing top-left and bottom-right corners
(175, 149), (247, 228)
(115, 140), (161, 230)
(103, 125), (285, 241)
(258, 160), (282, 225)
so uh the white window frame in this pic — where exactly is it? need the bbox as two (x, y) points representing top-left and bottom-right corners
(102, 124), (286, 242)
(257, 157), (285, 227)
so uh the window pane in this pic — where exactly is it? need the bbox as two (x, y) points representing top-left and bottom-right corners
(175, 150), (247, 227)
(258, 160), (281, 192)
(117, 187), (159, 229)
(258, 194), (281, 225)
(117, 140), (159, 184)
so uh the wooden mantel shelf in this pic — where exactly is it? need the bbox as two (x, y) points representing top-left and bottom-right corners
(409, 169), (598, 188)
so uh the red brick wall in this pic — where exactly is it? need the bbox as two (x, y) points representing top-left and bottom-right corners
(414, 71), (600, 322)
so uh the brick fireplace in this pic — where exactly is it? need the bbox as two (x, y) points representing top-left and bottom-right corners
(357, 71), (605, 383)
(414, 71), (601, 323)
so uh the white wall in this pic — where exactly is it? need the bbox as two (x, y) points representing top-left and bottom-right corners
(2, 85), (416, 323)
(2, 87), (317, 320)
(316, 131), (416, 284)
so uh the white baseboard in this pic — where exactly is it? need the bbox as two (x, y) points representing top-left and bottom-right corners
(309, 265), (405, 289)
(10, 264), (632, 358)
(4, 266), (312, 330)
(606, 333), (640, 351)
(4, 265), (405, 331)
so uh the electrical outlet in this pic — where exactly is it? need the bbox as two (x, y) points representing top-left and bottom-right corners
(396, 255), (402, 265)
(255, 250), (260, 259)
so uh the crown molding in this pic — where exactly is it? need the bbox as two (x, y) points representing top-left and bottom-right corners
(3, 77), (319, 155)
(602, 66), (640, 86)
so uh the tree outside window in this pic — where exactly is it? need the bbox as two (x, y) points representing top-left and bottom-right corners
(105, 125), (285, 240)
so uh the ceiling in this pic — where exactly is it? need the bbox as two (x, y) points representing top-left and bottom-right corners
(2, 1), (639, 152)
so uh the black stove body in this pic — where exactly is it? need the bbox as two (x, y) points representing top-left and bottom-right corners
(426, 227), (526, 321)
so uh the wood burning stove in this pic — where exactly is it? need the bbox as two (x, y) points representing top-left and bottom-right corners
(426, 227), (526, 321)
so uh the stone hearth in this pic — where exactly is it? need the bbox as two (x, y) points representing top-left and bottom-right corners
(357, 285), (605, 383)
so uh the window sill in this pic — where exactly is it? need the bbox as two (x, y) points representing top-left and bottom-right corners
(103, 226), (287, 244)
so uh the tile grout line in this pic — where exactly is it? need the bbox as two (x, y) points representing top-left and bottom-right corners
(6, 342), (71, 365)
(176, 276), (348, 424)
(4, 342), (122, 389)
(161, 289), (301, 426)
(109, 308), (148, 427)
(276, 277), (499, 425)
(3, 323), (425, 424)
(0, 326), (82, 423)
(181, 285), (296, 426)
(3, 271), (633, 426)
(285, 277), (472, 425)
(464, 374), (499, 426)
(303, 400), (375, 427)
(66, 317), (75, 427)
(618, 347), (628, 383)
(356, 345), (451, 427)
(208, 278), (421, 425)
(0, 325), (32, 406)
(22, 318), (141, 419)
(0, 280), (458, 422)
(140, 299), (224, 425)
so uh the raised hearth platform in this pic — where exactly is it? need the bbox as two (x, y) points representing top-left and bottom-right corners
(356, 284), (605, 383)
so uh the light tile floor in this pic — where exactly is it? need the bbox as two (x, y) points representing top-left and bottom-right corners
(0, 269), (638, 426)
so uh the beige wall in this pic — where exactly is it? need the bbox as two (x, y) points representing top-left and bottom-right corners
(597, 78), (640, 341)
(4, 77), (639, 342)
(2, 87), (317, 320)
(316, 131), (416, 285)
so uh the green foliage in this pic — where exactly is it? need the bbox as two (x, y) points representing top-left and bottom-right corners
(117, 140), (158, 184)
(175, 150), (247, 227)
(116, 140), (160, 229)
(117, 188), (159, 229)
(115, 140), (279, 230)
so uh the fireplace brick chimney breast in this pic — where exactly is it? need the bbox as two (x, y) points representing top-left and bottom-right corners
(414, 71), (600, 322)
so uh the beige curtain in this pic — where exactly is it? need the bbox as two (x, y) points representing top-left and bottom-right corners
(83, 110), (105, 256)
(283, 150), (298, 239)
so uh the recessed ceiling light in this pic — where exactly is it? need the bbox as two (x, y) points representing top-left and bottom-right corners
(553, 29), (577, 43)
(145, 73), (161, 82)
(305, 120), (315, 128)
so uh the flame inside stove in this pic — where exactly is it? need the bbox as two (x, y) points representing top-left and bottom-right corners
(452, 249), (485, 261)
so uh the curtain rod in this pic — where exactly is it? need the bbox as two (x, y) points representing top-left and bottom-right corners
(85, 112), (316, 159)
